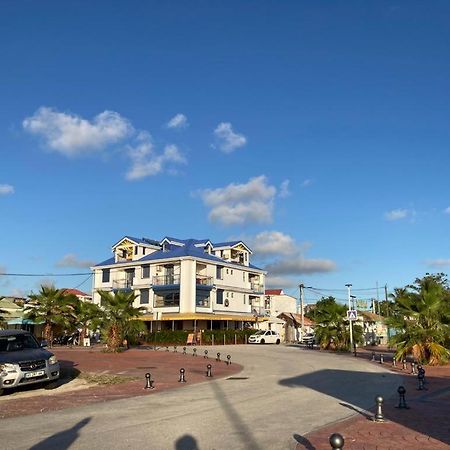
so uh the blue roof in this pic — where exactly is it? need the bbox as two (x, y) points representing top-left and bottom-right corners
(112, 236), (160, 248)
(212, 240), (242, 248)
(94, 257), (115, 267)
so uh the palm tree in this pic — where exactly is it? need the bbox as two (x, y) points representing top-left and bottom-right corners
(74, 300), (103, 345)
(97, 290), (145, 352)
(387, 273), (450, 365)
(308, 296), (363, 351)
(24, 285), (79, 345)
(0, 296), (7, 327)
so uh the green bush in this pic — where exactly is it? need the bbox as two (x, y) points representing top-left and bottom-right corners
(144, 329), (255, 345)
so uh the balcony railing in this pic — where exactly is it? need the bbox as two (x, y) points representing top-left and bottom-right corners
(152, 275), (180, 286)
(250, 282), (264, 293)
(195, 275), (213, 286)
(112, 279), (133, 290)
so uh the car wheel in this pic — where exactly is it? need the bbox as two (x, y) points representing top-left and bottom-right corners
(0, 388), (4, 396)
(276, 339), (280, 345)
(260, 339), (265, 344)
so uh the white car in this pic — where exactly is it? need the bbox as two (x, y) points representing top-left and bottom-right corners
(248, 330), (281, 345)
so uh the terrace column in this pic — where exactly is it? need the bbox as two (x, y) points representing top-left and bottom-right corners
(180, 259), (196, 313)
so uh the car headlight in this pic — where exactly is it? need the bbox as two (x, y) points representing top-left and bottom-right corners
(48, 356), (58, 365)
(0, 363), (18, 375)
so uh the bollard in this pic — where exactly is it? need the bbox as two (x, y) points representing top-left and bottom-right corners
(212, 334), (214, 346)
(206, 364), (212, 377)
(410, 361), (416, 375)
(329, 433), (344, 450)
(373, 395), (385, 422)
(183, 346), (187, 355)
(166, 346), (169, 352)
(179, 368), (186, 383)
(418, 366), (427, 384)
(193, 347), (197, 357)
(216, 352), (221, 362)
(392, 356), (396, 367)
(223, 334), (226, 346)
(402, 359), (407, 370)
(417, 371), (425, 390)
(204, 349), (208, 359)
(174, 346), (177, 353)
(227, 354), (231, 365)
(234, 334), (237, 345)
(371, 351), (376, 361)
(379, 354), (384, 364)
(144, 372), (155, 390)
(396, 386), (409, 409)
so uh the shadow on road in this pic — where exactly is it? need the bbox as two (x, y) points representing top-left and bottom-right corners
(293, 433), (316, 450)
(175, 434), (199, 450)
(29, 417), (91, 450)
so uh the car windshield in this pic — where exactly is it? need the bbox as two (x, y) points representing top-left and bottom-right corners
(0, 334), (40, 352)
(253, 331), (265, 335)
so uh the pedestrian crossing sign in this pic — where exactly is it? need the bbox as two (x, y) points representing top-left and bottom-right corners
(347, 310), (358, 321)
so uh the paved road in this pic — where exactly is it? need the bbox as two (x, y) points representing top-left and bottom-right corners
(2, 345), (402, 450)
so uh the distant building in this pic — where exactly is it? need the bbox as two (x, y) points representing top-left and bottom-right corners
(63, 289), (93, 302)
(92, 236), (267, 332)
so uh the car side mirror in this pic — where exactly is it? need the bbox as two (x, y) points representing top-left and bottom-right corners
(40, 340), (48, 348)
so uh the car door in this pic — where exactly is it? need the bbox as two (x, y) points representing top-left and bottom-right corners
(266, 330), (275, 344)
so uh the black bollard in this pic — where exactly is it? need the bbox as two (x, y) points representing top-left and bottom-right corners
(216, 352), (221, 362)
(371, 351), (375, 361)
(166, 346), (169, 352)
(417, 371), (425, 390)
(410, 361), (416, 375)
(329, 432), (345, 450)
(226, 354), (231, 365)
(204, 349), (208, 359)
(373, 395), (385, 422)
(392, 356), (396, 367)
(174, 346), (177, 353)
(418, 366), (427, 384)
(183, 346), (187, 355)
(144, 372), (155, 390)
(379, 354), (384, 364)
(179, 368), (186, 383)
(193, 347), (197, 357)
(402, 359), (407, 370)
(396, 386), (409, 409)
(206, 364), (212, 377)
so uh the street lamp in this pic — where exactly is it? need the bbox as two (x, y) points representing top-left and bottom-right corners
(345, 284), (353, 352)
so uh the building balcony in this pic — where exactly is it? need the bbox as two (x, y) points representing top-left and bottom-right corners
(112, 279), (133, 291)
(152, 275), (180, 288)
(250, 282), (264, 293)
(195, 275), (213, 291)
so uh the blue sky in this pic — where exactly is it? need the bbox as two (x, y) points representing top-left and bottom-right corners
(1, 1), (449, 304)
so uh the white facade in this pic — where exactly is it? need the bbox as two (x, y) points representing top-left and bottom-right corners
(91, 237), (266, 330)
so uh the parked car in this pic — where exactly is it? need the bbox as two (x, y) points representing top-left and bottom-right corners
(248, 330), (281, 344)
(0, 330), (60, 395)
(301, 333), (316, 346)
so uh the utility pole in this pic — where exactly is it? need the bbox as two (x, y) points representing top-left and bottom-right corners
(345, 283), (353, 351)
(299, 283), (305, 342)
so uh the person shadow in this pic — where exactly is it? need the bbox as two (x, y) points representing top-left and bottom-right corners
(29, 417), (91, 450)
(175, 434), (199, 450)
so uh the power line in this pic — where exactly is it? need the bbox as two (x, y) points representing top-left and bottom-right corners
(0, 272), (91, 277)
(72, 274), (93, 290)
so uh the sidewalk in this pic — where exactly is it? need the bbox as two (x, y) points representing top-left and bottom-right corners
(299, 351), (450, 449)
(0, 345), (241, 419)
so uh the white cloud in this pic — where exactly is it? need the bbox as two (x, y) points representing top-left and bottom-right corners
(55, 254), (96, 269)
(198, 176), (276, 226)
(384, 208), (411, 221)
(0, 184), (14, 195)
(265, 257), (336, 275)
(126, 133), (186, 180)
(265, 275), (299, 290)
(250, 231), (297, 256)
(426, 259), (450, 268)
(444, 207), (450, 215)
(0, 264), (6, 275)
(213, 122), (247, 153)
(23, 107), (133, 156)
(166, 113), (188, 129)
(279, 180), (291, 198)
(301, 179), (312, 188)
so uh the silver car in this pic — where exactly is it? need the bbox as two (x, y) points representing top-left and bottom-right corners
(0, 330), (60, 395)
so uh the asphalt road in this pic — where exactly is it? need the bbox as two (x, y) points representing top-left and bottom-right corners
(1, 345), (402, 450)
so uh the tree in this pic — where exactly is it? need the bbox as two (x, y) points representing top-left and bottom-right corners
(24, 285), (78, 345)
(308, 296), (363, 351)
(387, 273), (450, 365)
(0, 297), (7, 327)
(74, 300), (103, 345)
(97, 290), (145, 352)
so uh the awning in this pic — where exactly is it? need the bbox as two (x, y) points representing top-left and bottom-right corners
(6, 318), (36, 325)
(139, 312), (267, 322)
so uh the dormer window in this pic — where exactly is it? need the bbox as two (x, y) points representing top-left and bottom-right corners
(134, 246), (138, 255)
(162, 242), (168, 252)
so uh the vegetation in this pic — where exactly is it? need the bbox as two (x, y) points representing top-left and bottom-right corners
(24, 286), (79, 345)
(306, 296), (363, 351)
(387, 273), (450, 365)
(74, 300), (102, 344)
(97, 290), (146, 352)
(145, 329), (254, 346)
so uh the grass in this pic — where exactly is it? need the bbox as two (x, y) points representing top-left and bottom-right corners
(78, 372), (138, 385)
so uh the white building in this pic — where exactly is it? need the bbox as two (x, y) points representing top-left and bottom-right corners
(91, 236), (266, 332)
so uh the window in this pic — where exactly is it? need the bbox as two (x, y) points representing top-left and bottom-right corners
(226, 268), (229, 274)
(243, 272), (245, 281)
(243, 294), (246, 304)
(140, 289), (149, 304)
(216, 289), (224, 304)
(231, 269), (233, 275)
(134, 246), (138, 255)
(196, 291), (210, 308)
(154, 291), (180, 307)
(231, 292), (234, 298)
(245, 253), (248, 262)
(142, 265), (150, 278)
(102, 269), (110, 283)
(143, 247), (146, 255)
(216, 266), (223, 280)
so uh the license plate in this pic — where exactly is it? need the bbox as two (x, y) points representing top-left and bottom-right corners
(25, 370), (45, 378)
